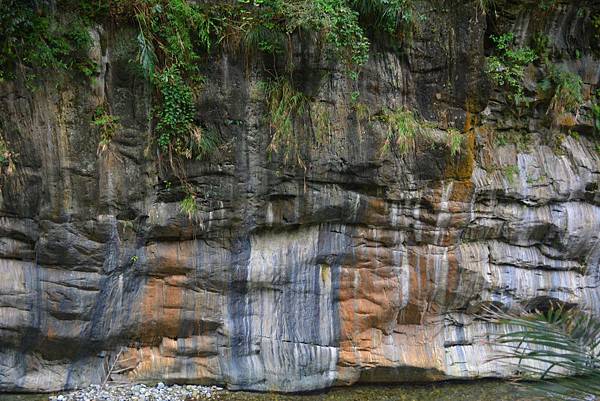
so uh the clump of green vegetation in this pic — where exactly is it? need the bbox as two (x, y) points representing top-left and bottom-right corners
(0, 136), (14, 175)
(0, 0), (96, 82)
(132, 0), (214, 161)
(486, 32), (537, 105)
(306, 0), (371, 66)
(311, 101), (332, 143)
(504, 164), (519, 185)
(154, 66), (197, 156)
(349, 0), (418, 36)
(494, 130), (532, 152)
(153, 69), (217, 159)
(476, 0), (495, 15)
(92, 105), (120, 154)
(538, 66), (583, 117)
(526, 31), (585, 130)
(378, 108), (429, 154)
(180, 192), (199, 220)
(588, 90), (600, 136)
(538, 0), (557, 11)
(129, 255), (139, 267)
(593, 14), (600, 41)
(447, 128), (463, 157)
(592, 102), (600, 136)
(262, 77), (309, 165)
(353, 102), (371, 121)
(532, 33), (551, 62)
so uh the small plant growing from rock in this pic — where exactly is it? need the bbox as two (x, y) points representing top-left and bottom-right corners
(591, 91), (600, 136)
(262, 77), (309, 165)
(593, 14), (600, 41)
(92, 105), (120, 154)
(180, 192), (199, 220)
(486, 32), (537, 105)
(378, 108), (431, 155)
(0, 135), (14, 176)
(538, 66), (583, 120)
(593, 104), (600, 135)
(504, 164), (519, 185)
(476, 0), (495, 17)
(447, 128), (463, 157)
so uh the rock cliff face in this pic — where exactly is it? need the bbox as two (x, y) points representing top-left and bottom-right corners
(1, 0), (599, 393)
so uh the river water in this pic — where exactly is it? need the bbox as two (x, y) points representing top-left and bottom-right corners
(0, 381), (552, 401)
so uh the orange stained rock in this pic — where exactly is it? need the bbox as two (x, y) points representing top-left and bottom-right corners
(363, 198), (388, 226)
(397, 248), (432, 324)
(127, 343), (220, 382)
(448, 181), (474, 208)
(339, 323), (447, 375)
(338, 228), (414, 371)
(145, 241), (198, 274)
(138, 277), (184, 341)
(443, 250), (462, 308)
(556, 112), (577, 128)
(444, 130), (476, 180)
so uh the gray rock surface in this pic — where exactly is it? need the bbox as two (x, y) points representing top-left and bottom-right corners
(0, 0), (599, 394)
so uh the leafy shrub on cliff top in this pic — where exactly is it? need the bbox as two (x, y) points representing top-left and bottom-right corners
(349, 0), (417, 35)
(133, 0), (221, 164)
(238, 0), (371, 67)
(0, 0), (95, 82)
(308, 0), (371, 66)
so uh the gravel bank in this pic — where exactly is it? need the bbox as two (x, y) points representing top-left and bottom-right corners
(48, 383), (222, 401)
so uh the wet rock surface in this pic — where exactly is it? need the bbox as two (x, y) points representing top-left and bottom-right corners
(1, 0), (599, 394)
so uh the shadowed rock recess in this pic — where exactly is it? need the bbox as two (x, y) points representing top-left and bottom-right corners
(1, 0), (599, 393)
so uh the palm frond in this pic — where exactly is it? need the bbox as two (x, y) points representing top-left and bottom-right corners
(136, 30), (157, 80)
(485, 304), (600, 400)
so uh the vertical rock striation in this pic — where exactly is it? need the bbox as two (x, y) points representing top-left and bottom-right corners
(0, 0), (599, 393)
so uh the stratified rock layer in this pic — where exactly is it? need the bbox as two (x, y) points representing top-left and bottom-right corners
(1, 0), (599, 393)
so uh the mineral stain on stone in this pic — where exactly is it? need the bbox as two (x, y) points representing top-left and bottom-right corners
(0, 0), (599, 395)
